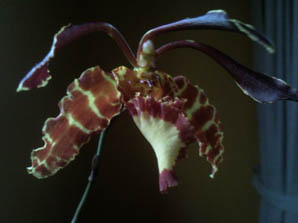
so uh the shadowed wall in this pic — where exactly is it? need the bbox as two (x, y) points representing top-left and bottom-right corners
(1, 0), (259, 222)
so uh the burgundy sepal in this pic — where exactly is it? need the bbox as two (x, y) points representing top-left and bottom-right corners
(140, 10), (274, 55)
(17, 23), (136, 92)
(156, 40), (298, 103)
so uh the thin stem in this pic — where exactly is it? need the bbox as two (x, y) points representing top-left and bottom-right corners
(71, 129), (107, 223)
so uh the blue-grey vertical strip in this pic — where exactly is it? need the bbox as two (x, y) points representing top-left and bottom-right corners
(252, 0), (298, 222)
(285, 0), (298, 221)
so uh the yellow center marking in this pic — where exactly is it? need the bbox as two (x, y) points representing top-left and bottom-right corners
(133, 111), (184, 172)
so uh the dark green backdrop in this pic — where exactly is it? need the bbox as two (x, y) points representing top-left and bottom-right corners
(1, 0), (259, 222)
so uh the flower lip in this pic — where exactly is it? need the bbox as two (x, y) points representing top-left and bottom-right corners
(126, 95), (195, 192)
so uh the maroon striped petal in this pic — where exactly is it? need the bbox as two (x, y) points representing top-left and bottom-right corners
(126, 96), (195, 192)
(17, 23), (136, 92)
(174, 76), (224, 178)
(27, 66), (122, 178)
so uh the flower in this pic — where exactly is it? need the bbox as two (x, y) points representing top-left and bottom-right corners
(17, 10), (298, 192)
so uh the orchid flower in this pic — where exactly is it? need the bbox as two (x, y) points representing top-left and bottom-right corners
(17, 10), (298, 193)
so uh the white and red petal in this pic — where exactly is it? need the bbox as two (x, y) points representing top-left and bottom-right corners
(28, 66), (121, 178)
(174, 76), (224, 178)
(126, 96), (195, 192)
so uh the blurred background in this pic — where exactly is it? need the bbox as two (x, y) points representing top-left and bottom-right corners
(1, 0), (260, 222)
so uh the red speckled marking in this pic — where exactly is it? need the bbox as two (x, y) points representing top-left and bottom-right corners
(200, 92), (207, 104)
(112, 66), (176, 102)
(179, 82), (198, 110)
(205, 124), (220, 147)
(112, 66), (145, 101)
(28, 66), (121, 178)
(191, 106), (214, 129)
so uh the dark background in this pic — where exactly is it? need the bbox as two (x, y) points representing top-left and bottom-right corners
(1, 0), (260, 222)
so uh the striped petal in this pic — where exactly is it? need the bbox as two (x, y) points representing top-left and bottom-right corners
(174, 76), (224, 178)
(125, 96), (195, 192)
(28, 66), (121, 178)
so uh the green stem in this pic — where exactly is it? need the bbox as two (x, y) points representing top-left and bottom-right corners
(71, 129), (107, 223)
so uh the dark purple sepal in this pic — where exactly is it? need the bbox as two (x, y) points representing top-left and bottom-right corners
(139, 10), (274, 56)
(16, 25), (70, 92)
(17, 22), (136, 92)
(156, 41), (298, 103)
(189, 42), (298, 103)
(17, 61), (51, 92)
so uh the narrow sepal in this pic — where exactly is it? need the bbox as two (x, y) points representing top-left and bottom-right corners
(17, 22), (136, 92)
(157, 41), (298, 103)
(126, 96), (195, 192)
(140, 9), (274, 56)
(27, 66), (121, 178)
(186, 10), (274, 52)
(173, 76), (224, 178)
(191, 42), (298, 103)
(17, 25), (70, 91)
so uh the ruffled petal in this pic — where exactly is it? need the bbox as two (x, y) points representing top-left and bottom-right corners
(28, 66), (121, 178)
(126, 96), (195, 192)
(174, 76), (224, 178)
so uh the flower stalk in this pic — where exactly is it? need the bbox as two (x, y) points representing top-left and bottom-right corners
(71, 128), (107, 223)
